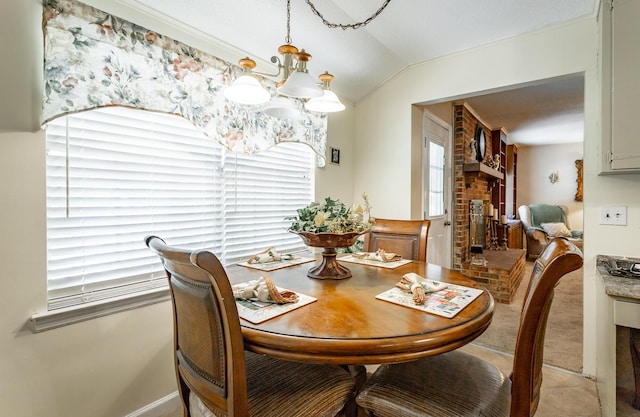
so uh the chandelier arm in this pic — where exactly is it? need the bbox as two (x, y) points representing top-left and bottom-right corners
(304, 0), (392, 30)
(249, 56), (284, 78)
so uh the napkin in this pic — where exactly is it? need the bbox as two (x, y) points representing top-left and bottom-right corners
(247, 247), (297, 264)
(395, 272), (447, 305)
(352, 249), (402, 262)
(233, 273), (299, 304)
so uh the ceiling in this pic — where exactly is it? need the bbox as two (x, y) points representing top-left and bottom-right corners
(452, 75), (586, 146)
(129, 0), (598, 146)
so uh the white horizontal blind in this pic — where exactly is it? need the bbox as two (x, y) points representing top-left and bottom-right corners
(46, 107), (313, 309)
(222, 147), (314, 263)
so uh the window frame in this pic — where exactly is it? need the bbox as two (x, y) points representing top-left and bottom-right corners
(32, 107), (315, 332)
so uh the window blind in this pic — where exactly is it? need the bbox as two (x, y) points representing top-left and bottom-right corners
(46, 107), (313, 310)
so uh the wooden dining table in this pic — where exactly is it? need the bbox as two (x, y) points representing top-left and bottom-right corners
(226, 255), (495, 366)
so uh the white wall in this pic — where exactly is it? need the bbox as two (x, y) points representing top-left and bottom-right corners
(316, 104), (356, 204)
(352, 17), (602, 376)
(518, 143), (584, 229)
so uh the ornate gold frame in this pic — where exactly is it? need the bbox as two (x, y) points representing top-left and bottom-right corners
(575, 159), (583, 201)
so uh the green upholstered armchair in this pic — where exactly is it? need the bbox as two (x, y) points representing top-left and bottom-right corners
(518, 204), (583, 258)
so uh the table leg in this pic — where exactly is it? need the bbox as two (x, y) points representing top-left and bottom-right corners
(343, 364), (367, 388)
(631, 328), (640, 409)
(341, 365), (367, 417)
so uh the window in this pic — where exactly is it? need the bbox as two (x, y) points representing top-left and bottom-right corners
(428, 141), (445, 217)
(45, 107), (314, 310)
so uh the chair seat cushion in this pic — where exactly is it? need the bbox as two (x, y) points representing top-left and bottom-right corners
(191, 351), (356, 417)
(356, 350), (511, 417)
(540, 222), (572, 238)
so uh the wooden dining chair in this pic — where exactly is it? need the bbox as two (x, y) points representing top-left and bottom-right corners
(356, 237), (583, 417)
(362, 218), (431, 261)
(145, 236), (358, 417)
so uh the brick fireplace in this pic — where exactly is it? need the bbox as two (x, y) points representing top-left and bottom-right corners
(453, 103), (525, 303)
(453, 103), (496, 268)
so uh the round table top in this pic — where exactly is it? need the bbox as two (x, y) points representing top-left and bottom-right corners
(227, 256), (494, 365)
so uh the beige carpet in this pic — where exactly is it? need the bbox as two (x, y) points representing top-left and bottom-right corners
(473, 260), (584, 373)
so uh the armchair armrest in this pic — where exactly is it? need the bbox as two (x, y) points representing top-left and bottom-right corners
(524, 227), (549, 244)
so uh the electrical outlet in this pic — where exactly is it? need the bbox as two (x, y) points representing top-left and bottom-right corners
(600, 206), (627, 226)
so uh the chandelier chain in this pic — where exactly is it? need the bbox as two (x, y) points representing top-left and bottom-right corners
(285, 0), (292, 44)
(304, 0), (392, 30)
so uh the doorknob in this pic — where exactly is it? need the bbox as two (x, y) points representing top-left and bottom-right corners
(444, 221), (451, 226)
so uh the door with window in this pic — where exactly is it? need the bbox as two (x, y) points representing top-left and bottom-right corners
(423, 111), (452, 268)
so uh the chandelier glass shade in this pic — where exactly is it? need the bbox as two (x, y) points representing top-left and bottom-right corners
(277, 70), (323, 99)
(264, 96), (301, 119)
(305, 72), (345, 112)
(223, 58), (271, 105)
(305, 89), (345, 113)
(223, 74), (271, 105)
(276, 50), (323, 99)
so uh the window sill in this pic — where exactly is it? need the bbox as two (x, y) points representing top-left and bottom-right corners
(30, 287), (171, 333)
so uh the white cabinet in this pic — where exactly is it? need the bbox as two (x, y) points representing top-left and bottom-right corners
(614, 299), (640, 329)
(600, 0), (640, 174)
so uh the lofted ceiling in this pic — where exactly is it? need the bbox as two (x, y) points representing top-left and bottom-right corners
(128, 0), (598, 146)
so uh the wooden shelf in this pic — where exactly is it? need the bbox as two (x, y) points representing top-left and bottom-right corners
(463, 163), (504, 180)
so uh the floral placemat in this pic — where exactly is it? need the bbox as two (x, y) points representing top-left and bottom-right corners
(339, 254), (412, 269)
(233, 284), (317, 324)
(376, 281), (484, 318)
(237, 257), (314, 272)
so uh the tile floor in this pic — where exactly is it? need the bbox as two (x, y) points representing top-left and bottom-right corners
(161, 343), (602, 417)
(460, 344), (601, 417)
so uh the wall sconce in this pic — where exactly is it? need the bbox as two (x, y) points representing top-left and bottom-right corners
(549, 171), (559, 184)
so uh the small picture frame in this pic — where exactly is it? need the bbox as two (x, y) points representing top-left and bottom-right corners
(330, 147), (341, 165)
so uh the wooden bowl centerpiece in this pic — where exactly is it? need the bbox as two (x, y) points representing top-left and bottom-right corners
(287, 194), (373, 280)
(290, 230), (362, 279)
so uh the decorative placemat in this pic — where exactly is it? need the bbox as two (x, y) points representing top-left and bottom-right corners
(339, 254), (412, 269)
(234, 285), (317, 324)
(376, 281), (484, 318)
(237, 256), (314, 271)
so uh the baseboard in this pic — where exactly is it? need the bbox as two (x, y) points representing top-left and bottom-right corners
(125, 391), (180, 417)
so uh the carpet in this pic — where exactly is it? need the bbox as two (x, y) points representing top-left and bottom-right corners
(473, 260), (583, 373)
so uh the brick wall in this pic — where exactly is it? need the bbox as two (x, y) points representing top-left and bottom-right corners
(453, 104), (495, 269)
(461, 249), (526, 304)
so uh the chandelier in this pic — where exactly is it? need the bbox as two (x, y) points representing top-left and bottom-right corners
(224, 0), (391, 117)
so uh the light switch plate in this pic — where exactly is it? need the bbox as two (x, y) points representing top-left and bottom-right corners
(600, 206), (627, 225)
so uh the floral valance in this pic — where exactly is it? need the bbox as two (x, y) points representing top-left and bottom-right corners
(42, 0), (327, 166)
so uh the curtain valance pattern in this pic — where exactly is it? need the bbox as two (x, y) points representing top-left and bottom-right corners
(42, 0), (327, 166)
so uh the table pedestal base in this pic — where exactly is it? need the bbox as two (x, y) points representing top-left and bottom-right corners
(307, 248), (352, 280)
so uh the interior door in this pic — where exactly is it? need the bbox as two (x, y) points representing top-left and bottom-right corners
(423, 111), (452, 268)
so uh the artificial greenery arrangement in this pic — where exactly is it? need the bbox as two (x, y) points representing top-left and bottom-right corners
(286, 193), (374, 234)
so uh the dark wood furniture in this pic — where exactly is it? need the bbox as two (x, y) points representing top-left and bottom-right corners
(145, 236), (358, 417)
(492, 129), (507, 218)
(506, 144), (518, 216)
(497, 219), (523, 249)
(225, 255), (493, 365)
(507, 219), (523, 249)
(632, 328), (640, 409)
(355, 237), (583, 417)
(362, 218), (431, 262)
